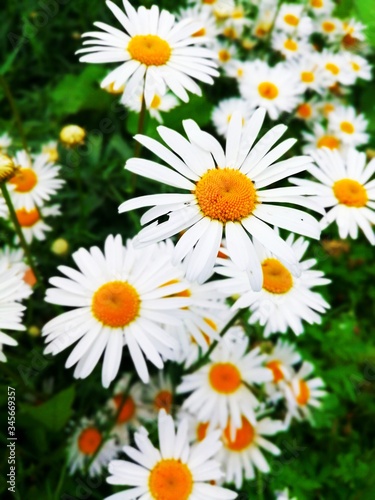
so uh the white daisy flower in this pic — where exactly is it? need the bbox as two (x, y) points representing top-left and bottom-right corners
(344, 53), (372, 81)
(341, 18), (367, 50)
(285, 55), (331, 93)
(291, 148), (375, 244)
(177, 336), (273, 434)
(272, 33), (311, 60)
(295, 101), (319, 122)
(0, 246), (27, 275)
(211, 40), (238, 68)
(105, 409), (237, 500)
(328, 106), (369, 147)
(124, 85), (179, 124)
(119, 109), (321, 288)
(320, 51), (356, 87)
(212, 97), (252, 137)
(142, 372), (174, 416)
(265, 339), (302, 384)
(8, 150), (64, 211)
(178, 5), (219, 41)
(316, 17), (344, 40)
(225, 59), (247, 80)
(252, 0), (278, 39)
(14, 204), (60, 244)
(192, 0), (235, 19)
(0, 133), (12, 153)
(42, 235), (190, 387)
(77, 0), (219, 106)
(239, 61), (304, 119)
(275, 3), (313, 36)
(307, 0), (335, 17)
(302, 122), (343, 154)
(222, 5), (251, 37)
(68, 417), (120, 477)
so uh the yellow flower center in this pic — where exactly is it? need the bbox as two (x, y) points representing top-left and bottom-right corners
(149, 459), (193, 500)
(23, 268), (37, 287)
(284, 14), (299, 26)
(262, 258), (293, 294)
(196, 422), (209, 441)
(258, 81), (279, 100)
(333, 179), (368, 207)
(323, 103), (335, 115)
(92, 281), (140, 328)
(195, 168), (258, 223)
(317, 135), (340, 149)
(223, 27), (237, 39)
(16, 208), (40, 227)
(192, 27), (206, 37)
(154, 390), (173, 413)
(311, 0), (323, 7)
(340, 121), (355, 134)
(296, 380), (310, 405)
(223, 416), (255, 451)
(78, 427), (102, 455)
(209, 362), (242, 394)
(284, 39), (298, 51)
(267, 360), (284, 382)
(322, 21), (335, 32)
(127, 35), (171, 66)
(150, 94), (162, 109)
(301, 71), (315, 83)
(351, 61), (360, 72)
(325, 63), (339, 75)
(113, 394), (136, 423)
(218, 49), (231, 62)
(203, 0), (215, 4)
(9, 168), (38, 193)
(297, 103), (312, 119)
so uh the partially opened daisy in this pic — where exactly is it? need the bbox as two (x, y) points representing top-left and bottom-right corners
(77, 0), (219, 106)
(105, 409), (237, 500)
(291, 148), (375, 244)
(119, 108), (321, 288)
(42, 235), (191, 387)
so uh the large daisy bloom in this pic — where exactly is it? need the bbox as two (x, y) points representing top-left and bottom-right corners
(119, 109), (321, 288)
(8, 150), (64, 210)
(42, 235), (191, 387)
(291, 148), (375, 244)
(105, 409), (237, 500)
(77, 0), (219, 106)
(215, 233), (330, 336)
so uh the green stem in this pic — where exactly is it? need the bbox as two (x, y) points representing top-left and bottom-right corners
(0, 182), (42, 285)
(257, 470), (264, 500)
(0, 75), (29, 153)
(186, 308), (244, 374)
(54, 461), (67, 500)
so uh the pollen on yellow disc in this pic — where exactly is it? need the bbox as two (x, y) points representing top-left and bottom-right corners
(322, 21), (335, 32)
(23, 268), (37, 287)
(154, 390), (173, 413)
(333, 178), (368, 207)
(301, 71), (315, 83)
(267, 360), (284, 383)
(325, 63), (339, 75)
(150, 94), (162, 109)
(113, 394), (136, 423)
(148, 459), (193, 500)
(78, 427), (102, 455)
(340, 121), (355, 134)
(296, 380), (310, 405)
(192, 27), (206, 37)
(196, 422), (209, 441)
(284, 14), (299, 26)
(258, 81), (279, 100)
(297, 103), (312, 119)
(92, 281), (140, 328)
(209, 362), (242, 394)
(284, 39), (298, 51)
(16, 208), (40, 227)
(223, 416), (255, 451)
(195, 168), (258, 223)
(9, 168), (38, 193)
(317, 135), (340, 149)
(127, 35), (171, 66)
(262, 258), (293, 294)
(218, 49), (231, 62)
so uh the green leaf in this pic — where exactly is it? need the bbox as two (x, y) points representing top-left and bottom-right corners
(354, 0), (375, 46)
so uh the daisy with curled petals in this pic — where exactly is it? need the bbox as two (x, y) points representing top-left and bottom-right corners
(77, 0), (219, 106)
(291, 148), (375, 244)
(215, 233), (330, 337)
(119, 108), (321, 288)
(42, 235), (191, 387)
(177, 336), (273, 436)
(328, 106), (369, 147)
(320, 51), (356, 87)
(105, 409), (237, 500)
(8, 150), (64, 210)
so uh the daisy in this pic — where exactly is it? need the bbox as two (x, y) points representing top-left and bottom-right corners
(105, 409), (237, 500)
(124, 86), (179, 123)
(239, 61), (304, 119)
(320, 51), (356, 87)
(252, 1), (278, 39)
(68, 417), (120, 477)
(344, 53), (372, 81)
(284, 361), (326, 425)
(0, 133), (12, 153)
(0, 246), (26, 275)
(285, 55), (331, 94)
(42, 235), (190, 387)
(316, 17), (344, 40)
(192, 0), (235, 19)
(274, 3), (313, 36)
(328, 106), (369, 147)
(178, 5), (219, 41)
(272, 33), (311, 60)
(341, 18), (366, 50)
(211, 97), (252, 136)
(295, 101), (318, 122)
(291, 148), (375, 244)
(177, 336), (273, 435)
(211, 40), (238, 69)
(265, 339), (302, 384)
(142, 372), (174, 416)
(215, 233), (330, 336)
(302, 122), (342, 154)
(14, 204), (61, 244)
(8, 150), (64, 210)
(307, 0), (335, 17)
(119, 109), (321, 288)
(77, 0), (219, 107)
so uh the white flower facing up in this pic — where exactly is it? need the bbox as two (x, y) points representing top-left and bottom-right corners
(328, 106), (369, 147)
(307, 0), (335, 17)
(8, 150), (64, 210)
(119, 108), (321, 288)
(285, 56), (331, 94)
(215, 233), (330, 337)
(344, 53), (372, 81)
(105, 409), (237, 500)
(272, 33), (311, 60)
(291, 148), (375, 244)
(177, 336), (273, 436)
(274, 3), (313, 36)
(42, 235), (192, 387)
(320, 51), (356, 87)
(77, 0), (219, 106)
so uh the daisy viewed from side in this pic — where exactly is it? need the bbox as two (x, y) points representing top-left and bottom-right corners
(119, 108), (321, 288)
(42, 235), (192, 387)
(77, 0), (219, 106)
(265, 339), (302, 385)
(105, 409), (237, 500)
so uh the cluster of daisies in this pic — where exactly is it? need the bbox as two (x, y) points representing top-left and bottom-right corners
(1, 0), (374, 498)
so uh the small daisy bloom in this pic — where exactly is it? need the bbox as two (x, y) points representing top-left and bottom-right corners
(265, 339), (302, 385)
(328, 106), (369, 147)
(193, 0), (235, 19)
(320, 51), (356, 86)
(284, 361), (326, 425)
(344, 53), (372, 81)
(239, 61), (304, 119)
(275, 3), (313, 36)
(178, 5), (219, 41)
(302, 122), (342, 154)
(124, 86), (179, 123)
(142, 372), (174, 416)
(212, 40), (238, 69)
(341, 18), (366, 50)
(42, 235), (191, 387)
(77, 0), (219, 106)
(68, 417), (120, 477)
(15, 204), (61, 244)
(252, 1), (277, 39)
(291, 148), (375, 244)
(316, 17), (344, 40)
(272, 33), (311, 60)
(105, 409), (237, 500)
(8, 150), (64, 210)
(285, 55), (331, 94)
(0, 133), (12, 153)
(295, 101), (318, 122)
(119, 109), (321, 288)
(177, 336), (273, 435)
(212, 97), (252, 136)
(307, 0), (335, 17)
